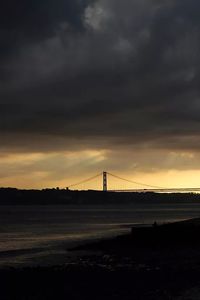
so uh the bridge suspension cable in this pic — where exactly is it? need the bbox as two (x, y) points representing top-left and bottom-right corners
(68, 172), (102, 189)
(107, 172), (166, 190)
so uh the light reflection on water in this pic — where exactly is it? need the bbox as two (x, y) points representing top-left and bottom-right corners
(1, 203), (200, 267)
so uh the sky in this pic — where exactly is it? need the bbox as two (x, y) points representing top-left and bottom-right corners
(1, 0), (200, 189)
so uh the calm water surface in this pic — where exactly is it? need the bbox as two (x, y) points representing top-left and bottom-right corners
(1, 203), (200, 267)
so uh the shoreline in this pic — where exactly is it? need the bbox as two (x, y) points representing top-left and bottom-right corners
(2, 217), (200, 299)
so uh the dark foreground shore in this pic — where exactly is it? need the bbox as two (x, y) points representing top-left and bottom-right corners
(2, 218), (200, 300)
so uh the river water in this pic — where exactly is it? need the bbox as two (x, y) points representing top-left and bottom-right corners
(1, 202), (200, 268)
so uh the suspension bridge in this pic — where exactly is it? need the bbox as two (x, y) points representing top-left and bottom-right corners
(67, 172), (200, 193)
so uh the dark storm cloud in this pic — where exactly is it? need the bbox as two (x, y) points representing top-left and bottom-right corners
(1, 0), (200, 152)
(0, 0), (90, 47)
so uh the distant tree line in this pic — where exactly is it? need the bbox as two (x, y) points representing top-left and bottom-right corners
(0, 188), (200, 205)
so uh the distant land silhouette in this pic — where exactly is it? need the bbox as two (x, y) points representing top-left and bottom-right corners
(0, 188), (200, 205)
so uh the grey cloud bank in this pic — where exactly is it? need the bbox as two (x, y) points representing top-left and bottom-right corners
(1, 0), (200, 156)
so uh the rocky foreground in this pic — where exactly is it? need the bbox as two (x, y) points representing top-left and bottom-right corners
(2, 218), (200, 299)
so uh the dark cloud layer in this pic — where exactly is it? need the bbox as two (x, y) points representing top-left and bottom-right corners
(1, 0), (200, 153)
(0, 0), (90, 51)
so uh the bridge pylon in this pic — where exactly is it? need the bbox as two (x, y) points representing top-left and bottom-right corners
(103, 171), (107, 192)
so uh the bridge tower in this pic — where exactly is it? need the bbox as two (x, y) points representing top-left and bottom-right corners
(103, 171), (107, 192)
